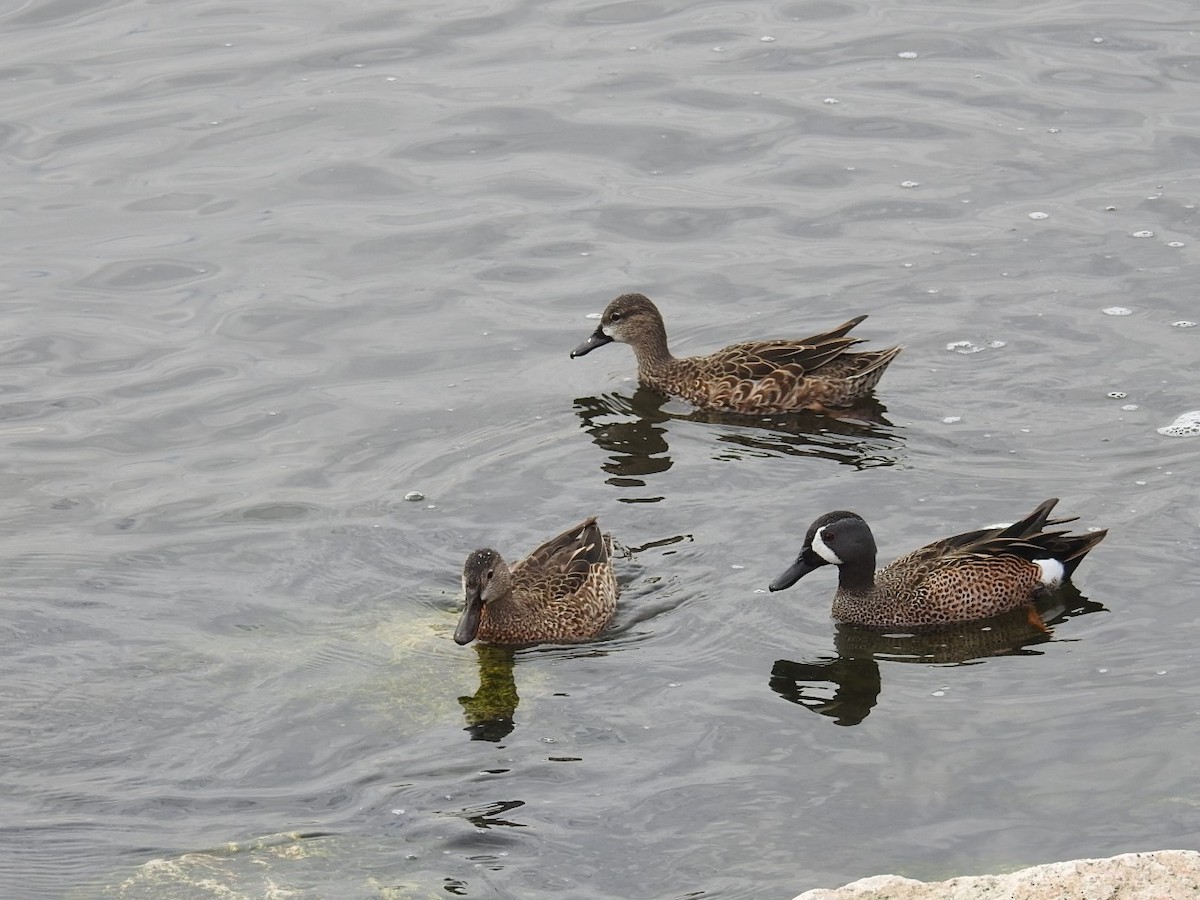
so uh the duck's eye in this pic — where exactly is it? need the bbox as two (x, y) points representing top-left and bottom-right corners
(610, 311), (622, 322)
(486, 569), (494, 580)
(823, 529), (836, 542)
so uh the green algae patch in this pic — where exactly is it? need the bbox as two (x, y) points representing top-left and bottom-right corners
(83, 831), (444, 900)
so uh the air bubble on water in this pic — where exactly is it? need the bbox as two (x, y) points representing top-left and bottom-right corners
(903, 263), (913, 268)
(731, 564), (744, 570)
(1048, 127), (1060, 134)
(404, 491), (425, 501)
(1107, 391), (1127, 399)
(760, 35), (776, 42)
(541, 737), (557, 743)
(1131, 230), (1154, 238)
(823, 97), (839, 104)
(898, 51), (919, 59)
(931, 689), (945, 697)
(1092, 36), (1104, 43)
(1028, 211), (1049, 220)
(711, 46), (725, 52)
(1171, 320), (1196, 328)
(901, 181), (919, 188)
(1157, 410), (1200, 437)
(1122, 404), (1138, 411)
(942, 416), (961, 424)
(586, 312), (601, 320)
(1102, 306), (1133, 316)
(1167, 241), (1185, 248)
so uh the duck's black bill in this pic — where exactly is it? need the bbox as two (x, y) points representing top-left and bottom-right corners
(454, 593), (484, 645)
(769, 557), (817, 592)
(570, 327), (612, 358)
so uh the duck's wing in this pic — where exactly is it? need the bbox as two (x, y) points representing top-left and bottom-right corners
(513, 517), (611, 598)
(886, 499), (1100, 578)
(698, 316), (868, 380)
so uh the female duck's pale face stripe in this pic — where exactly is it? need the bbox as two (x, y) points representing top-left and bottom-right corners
(1033, 557), (1065, 587)
(811, 526), (843, 565)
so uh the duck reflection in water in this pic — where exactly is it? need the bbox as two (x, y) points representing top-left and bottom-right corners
(573, 386), (902, 496)
(769, 584), (1106, 726)
(458, 645), (519, 741)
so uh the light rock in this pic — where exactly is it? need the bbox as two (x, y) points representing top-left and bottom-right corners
(793, 850), (1200, 900)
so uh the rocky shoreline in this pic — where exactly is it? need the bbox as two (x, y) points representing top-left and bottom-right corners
(793, 850), (1200, 899)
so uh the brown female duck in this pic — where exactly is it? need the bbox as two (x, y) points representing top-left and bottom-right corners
(769, 499), (1107, 628)
(454, 517), (618, 646)
(571, 292), (900, 413)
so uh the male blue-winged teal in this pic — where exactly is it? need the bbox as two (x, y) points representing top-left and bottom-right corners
(570, 292), (901, 413)
(768, 498), (1107, 628)
(454, 517), (618, 646)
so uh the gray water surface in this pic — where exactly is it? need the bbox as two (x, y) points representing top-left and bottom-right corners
(2, 0), (1198, 897)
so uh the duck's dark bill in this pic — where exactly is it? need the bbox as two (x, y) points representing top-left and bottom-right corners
(570, 326), (612, 358)
(769, 558), (817, 592)
(454, 594), (484, 645)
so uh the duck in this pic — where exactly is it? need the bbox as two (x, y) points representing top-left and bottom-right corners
(454, 517), (618, 646)
(768, 498), (1107, 628)
(570, 292), (901, 413)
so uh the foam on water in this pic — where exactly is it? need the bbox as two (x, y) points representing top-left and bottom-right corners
(1157, 411), (1200, 437)
(946, 339), (1006, 354)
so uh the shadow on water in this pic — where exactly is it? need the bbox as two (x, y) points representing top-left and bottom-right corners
(769, 584), (1108, 726)
(574, 386), (902, 497)
(458, 645), (519, 742)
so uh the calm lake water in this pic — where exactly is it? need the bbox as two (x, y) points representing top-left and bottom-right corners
(2, 0), (1198, 897)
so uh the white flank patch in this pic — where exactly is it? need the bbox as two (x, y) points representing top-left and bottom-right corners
(811, 526), (843, 565)
(1034, 557), (1065, 587)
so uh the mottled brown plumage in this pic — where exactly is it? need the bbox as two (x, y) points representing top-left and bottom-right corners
(570, 292), (900, 413)
(454, 517), (618, 646)
(769, 499), (1107, 628)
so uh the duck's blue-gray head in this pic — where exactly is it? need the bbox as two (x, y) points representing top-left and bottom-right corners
(769, 510), (874, 591)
